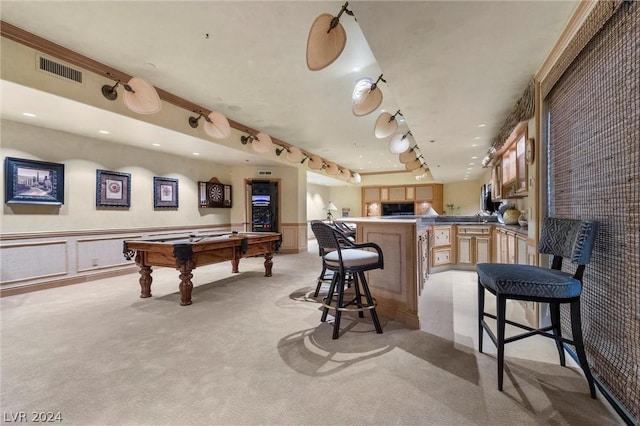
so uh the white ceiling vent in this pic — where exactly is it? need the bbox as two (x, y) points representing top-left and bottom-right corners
(36, 54), (83, 84)
(257, 170), (273, 176)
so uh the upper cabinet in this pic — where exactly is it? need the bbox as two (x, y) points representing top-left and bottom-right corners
(361, 184), (443, 216)
(491, 121), (528, 200)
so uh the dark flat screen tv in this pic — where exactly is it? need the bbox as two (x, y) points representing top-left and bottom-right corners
(382, 202), (415, 216)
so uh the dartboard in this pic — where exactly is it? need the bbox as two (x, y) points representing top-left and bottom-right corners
(208, 184), (223, 203)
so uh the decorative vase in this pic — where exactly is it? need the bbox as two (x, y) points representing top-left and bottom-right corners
(503, 208), (521, 225)
(518, 211), (528, 227)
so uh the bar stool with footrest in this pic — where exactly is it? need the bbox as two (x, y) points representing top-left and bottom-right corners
(310, 220), (384, 339)
(476, 217), (599, 397)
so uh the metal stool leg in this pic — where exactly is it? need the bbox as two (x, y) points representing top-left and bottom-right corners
(332, 272), (346, 340)
(550, 302), (566, 366)
(321, 273), (338, 323)
(570, 300), (596, 399)
(478, 279), (485, 353)
(496, 294), (507, 391)
(359, 271), (382, 334)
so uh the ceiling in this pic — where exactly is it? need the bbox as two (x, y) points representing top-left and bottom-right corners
(0, 1), (578, 186)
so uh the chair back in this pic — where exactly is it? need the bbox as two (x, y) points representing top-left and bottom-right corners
(539, 217), (598, 265)
(310, 220), (342, 252)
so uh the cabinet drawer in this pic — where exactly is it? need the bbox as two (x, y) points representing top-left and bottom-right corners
(433, 248), (451, 266)
(457, 226), (491, 235)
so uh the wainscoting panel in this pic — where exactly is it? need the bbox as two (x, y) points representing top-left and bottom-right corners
(77, 235), (140, 272)
(1, 240), (68, 283)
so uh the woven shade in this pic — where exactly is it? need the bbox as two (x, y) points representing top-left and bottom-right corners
(122, 77), (161, 114)
(374, 112), (397, 138)
(285, 146), (304, 163)
(337, 169), (351, 180)
(352, 78), (382, 116)
(252, 132), (273, 153)
(306, 13), (347, 71)
(202, 111), (231, 139)
(307, 155), (323, 170)
(324, 162), (339, 175)
(399, 148), (416, 164)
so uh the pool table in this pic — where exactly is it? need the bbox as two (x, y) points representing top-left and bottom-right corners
(123, 231), (281, 305)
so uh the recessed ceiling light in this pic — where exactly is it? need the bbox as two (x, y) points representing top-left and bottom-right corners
(228, 105), (242, 111)
(469, 162), (475, 165)
(152, 143), (160, 147)
(474, 136), (481, 140)
(471, 144), (478, 147)
(144, 62), (156, 69)
(99, 130), (110, 134)
(471, 156), (478, 159)
(467, 167), (472, 170)
(477, 123), (486, 127)
(352, 67), (361, 73)
(192, 152), (200, 156)
(22, 112), (36, 117)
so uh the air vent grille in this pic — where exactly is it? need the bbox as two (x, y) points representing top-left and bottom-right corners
(38, 56), (83, 83)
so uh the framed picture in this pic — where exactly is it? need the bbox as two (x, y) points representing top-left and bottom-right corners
(153, 177), (178, 209)
(96, 169), (131, 208)
(4, 157), (65, 205)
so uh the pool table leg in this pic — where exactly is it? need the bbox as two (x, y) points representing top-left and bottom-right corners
(264, 252), (273, 277)
(138, 266), (152, 298)
(178, 262), (194, 306)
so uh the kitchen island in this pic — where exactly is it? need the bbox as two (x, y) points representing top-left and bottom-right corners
(337, 216), (529, 329)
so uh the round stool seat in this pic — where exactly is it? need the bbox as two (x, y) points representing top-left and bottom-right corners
(324, 249), (379, 269)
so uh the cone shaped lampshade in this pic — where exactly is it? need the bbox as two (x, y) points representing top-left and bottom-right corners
(324, 162), (339, 175)
(352, 78), (383, 116)
(202, 111), (231, 139)
(285, 146), (304, 163)
(399, 148), (416, 164)
(252, 132), (274, 153)
(374, 112), (398, 138)
(337, 169), (351, 180)
(306, 13), (347, 71)
(122, 77), (161, 114)
(350, 172), (361, 184)
(308, 155), (323, 170)
(405, 158), (422, 171)
(389, 132), (410, 154)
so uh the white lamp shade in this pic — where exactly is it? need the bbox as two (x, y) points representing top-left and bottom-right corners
(122, 77), (161, 114)
(326, 201), (338, 211)
(338, 169), (351, 180)
(308, 155), (323, 170)
(349, 172), (361, 184)
(352, 78), (383, 116)
(252, 132), (274, 153)
(374, 112), (398, 138)
(325, 162), (339, 175)
(202, 111), (231, 139)
(285, 146), (304, 163)
(306, 13), (347, 71)
(405, 158), (422, 171)
(389, 132), (411, 154)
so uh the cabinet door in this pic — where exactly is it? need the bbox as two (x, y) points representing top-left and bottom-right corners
(380, 188), (389, 201)
(433, 226), (451, 246)
(492, 163), (502, 200)
(516, 235), (528, 265)
(507, 232), (516, 264)
(475, 236), (491, 264)
(415, 185), (433, 201)
(527, 241), (538, 266)
(457, 235), (473, 264)
(363, 188), (379, 202)
(389, 187), (405, 200)
(516, 135), (528, 193)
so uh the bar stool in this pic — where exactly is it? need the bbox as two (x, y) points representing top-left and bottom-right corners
(476, 217), (599, 397)
(310, 221), (384, 339)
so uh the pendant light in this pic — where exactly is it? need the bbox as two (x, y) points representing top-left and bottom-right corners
(337, 169), (351, 180)
(101, 76), (161, 115)
(399, 147), (416, 164)
(306, 2), (354, 71)
(241, 132), (274, 153)
(189, 110), (231, 139)
(352, 74), (385, 116)
(389, 131), (413, 154)
(324, 162), (339, 175)
(374, 110), (402, 139)
(350, 172), (362, 184)
(307, 155), (323, 170)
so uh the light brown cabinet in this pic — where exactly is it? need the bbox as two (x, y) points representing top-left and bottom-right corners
(491, 121), (528, 199)
(361, 184), (443, 216)
(456, 225), (492, 265)
(432, 225), (453, 266)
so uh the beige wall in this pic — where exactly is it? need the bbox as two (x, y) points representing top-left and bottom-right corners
(443, 179), (482, 215)
(1, 119), (236, 233)
(306, 183), (331, 221)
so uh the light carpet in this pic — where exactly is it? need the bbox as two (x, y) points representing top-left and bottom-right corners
(0, 242), (622, 425)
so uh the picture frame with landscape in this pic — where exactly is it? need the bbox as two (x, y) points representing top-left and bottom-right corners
(4, 157), (65, 205)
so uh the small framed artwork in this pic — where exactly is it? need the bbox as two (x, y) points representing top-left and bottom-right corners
(96, 169), (131, 208)
(4, 157), (65, 205)
(342, 208), (351, 217)
(153, 177), (178, 209)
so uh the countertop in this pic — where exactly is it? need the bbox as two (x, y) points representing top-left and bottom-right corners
(341, 215), (529, 235)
